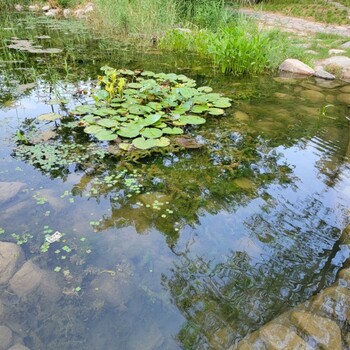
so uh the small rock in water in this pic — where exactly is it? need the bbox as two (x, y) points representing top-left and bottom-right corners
(0, 242), (24, 285)
(279, 59), (315, 75)
(0, 182), (24, 204)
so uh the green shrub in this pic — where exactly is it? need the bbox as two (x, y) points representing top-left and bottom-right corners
(56, 0), (81, 8)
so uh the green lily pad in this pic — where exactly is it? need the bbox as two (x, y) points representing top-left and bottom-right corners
(95, 130), (118, 141)
(162, 127), (184, 135)
(93, 108), (118, 116)
(117, 126), (141, 138)
(172, 105), (190, 115)
(141, 71), (155, 77)
(198, 86), (213, 93)
(156, 137), (170, 147)
(73, 105), (96, 115)
(128, 82), (143, 89)
(191, 105), (208, 114)
(97, 119), (119, 128)
(82, 114), (99, 124)
(132, 137), (157, 150)
(84, 125), (105, 134)
(129, 106), (146, 115)
(208, 108), (225, 116)
(147, 102), (163, 111)
(119, 143), (132, 151)
(38, 113), (62, 121)
(139, 114), (162, 126)
(95, 90), (109, 100)
(213, 98), (231, 108)
(178, 115), (206, 125)
(118, 69), (135, 75)
(140, 127), (163, 139)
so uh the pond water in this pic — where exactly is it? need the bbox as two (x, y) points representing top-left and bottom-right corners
(0, 12), (350, 350)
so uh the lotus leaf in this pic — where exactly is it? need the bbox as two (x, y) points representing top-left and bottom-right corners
(73, 105), (96, 115)
(83, 115), (100, 124)
(162, 127), (184, 135)
(84, 125), (105, 134)
(176, 87), (196, 99)
(38, 113), (62, 121)
(191, 105), (208, 114)
(140, 71), (155, 77)
(154, 122), (167, 128)
(132, 137), (157, 150)
(128, 83), (143, 89)
(140, 114), (162, 126)
(97, 119), (119, 128)
(178, 115), (206, 125)
(95, 130), (117, 141)
(213, 98), (231, 108)
(128, 106), (146, 115)
(93, 108), (118, 117)
(140, 128), (163, 139)
(206, 93), (222, 102)
(117, 126), (142, 138)
(208, 108), (225, 116)
(95, 90), (109, 100)
(172, 105), (190, 115)
(198, 86), (213, 93)
(156, 137), (170, 147)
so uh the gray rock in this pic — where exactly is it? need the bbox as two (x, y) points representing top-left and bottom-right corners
(337, 93), (350, 104)
(329, 49), (346, 55)
(28, 5), (39, 11)
(63, 9), (72, 18)
(0, 182), (24, 204)
(233, 111), (250, 123)
(0, 242), (24, 285)
(42, 5), (50, 11)
(291, 311), (342, 350)
(14, 5), (23, 11)
(0, 325), (13, 350)
(340, 41), (350, 49)
(279, 59), (315, 75)
(314, 69), (336, 80)
(340, 86), (350, 93)
(9, 261), (61, 303)
(8, 345), (31, 350)
(45, 9), (60, 17)
(322, 56), (350, 70)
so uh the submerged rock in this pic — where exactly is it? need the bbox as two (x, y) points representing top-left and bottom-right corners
(233, 110), (250, 123)
(300, 89), (325, 103)
(279, 59), (315, 75)
(8, 345), (31, 350)
(0, 182), (24, 204)
(0, 242), (24, 285)
(9, 261), (61, 303)
(0, 325), (13, 350)
(337, 93), (350, 104)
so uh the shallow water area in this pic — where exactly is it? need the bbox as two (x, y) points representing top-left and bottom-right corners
(0, 12), (350, 350)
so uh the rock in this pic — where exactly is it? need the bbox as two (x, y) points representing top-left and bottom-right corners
(273, 92), (295, 100)
(84, 3), (94, 13)
(300, 89), (325, 103)
(337, 93), (350, 104)
(329, 49), (346, 55)
(0, 182), (24, 204)
(42, 5), (50, 11)
(8, 345), (31, 350)
(0, 242), (24, 285)
(233, 111), (250, 122)
(341, 68), (350, 81)
(340, 86), (350, 93)
(279, 59), (315, 75)
(63, 9), (72, 18)
(339, 224), (350, 243)
(45, 9), (60, 17)
(300, 82), (323, 91)
(305, 50), (318, 55)
(74, 9), (85, 18)
(259, 324), (307, 350)
(311, 286), (350, 322)
(314, 69), (336, 80)
(0, 325), (13, 350)
(9, 261), (61, 303)
(322, 56), (350, 77)
(325, 95), (335, 103)
(340, 41), (350, 49)
(14, 4), (23, 11)
(291, 311), (342, 350)
(338, 267), (350, 289)
(28, 5), (39, 11)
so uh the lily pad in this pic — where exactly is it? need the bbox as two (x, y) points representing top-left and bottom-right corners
(139, 114), (162, 126)
(198, 86), (213, 93)
(38, 113), (62, 121)
(97, 119), (119, 128)
(213, 98), (231, 108)
(84, 125), (105, 134)
(95, 130), (118, 141)
(132, 137), (157, 149)
(140, 128), (163, 139)
(191, 105), (208, 114)
(178, 115), (206, 125)
(208, 108), (225, 116)
(128, 82), (143, 89)
(117, 126), (141, 138)
(162, 127), (184, 135)
(156, 137), (170, 147)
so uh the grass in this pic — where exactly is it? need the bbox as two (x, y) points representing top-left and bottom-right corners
(160, 14), (311, 76)
(250, 0), (350, 25)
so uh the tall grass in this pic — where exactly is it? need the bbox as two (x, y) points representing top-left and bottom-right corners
(92, 0), (179, 38)
(160, 15), (310, 76)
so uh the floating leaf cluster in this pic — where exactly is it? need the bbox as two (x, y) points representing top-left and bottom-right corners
(68, 66), (232, 150)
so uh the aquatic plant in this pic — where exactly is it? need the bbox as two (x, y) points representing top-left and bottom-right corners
(17, 67), (231, 154)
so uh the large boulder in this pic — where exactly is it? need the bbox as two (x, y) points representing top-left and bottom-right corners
(0, 242), (24, 285)
(9, 261), (61, 304)
(8, 345), (31, 350)
(279, 59), (315, 75)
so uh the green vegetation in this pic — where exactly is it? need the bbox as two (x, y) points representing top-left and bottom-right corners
(161, 16), (310, 75)
(252, 0), (350, 25)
